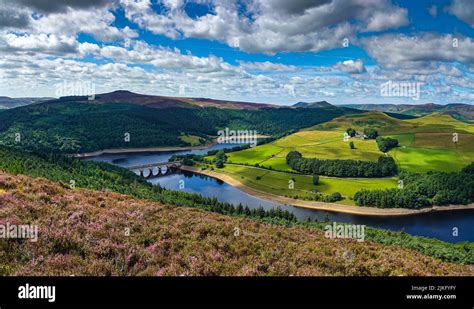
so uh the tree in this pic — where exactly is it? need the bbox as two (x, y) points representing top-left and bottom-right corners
(346, 128), (356, 137)
(215, 160), (225, 168)
(462, 162), (474, 174)
(313, 174), (319, 185)
(363, 128), (378, 139)
(376, 137), (399, 153)
(214, 150), (227, 162)
(349, 141), (355, 149)
(328, 192), (342, 202)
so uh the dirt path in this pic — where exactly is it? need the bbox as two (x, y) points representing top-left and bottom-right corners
(180, 166), (474, 217)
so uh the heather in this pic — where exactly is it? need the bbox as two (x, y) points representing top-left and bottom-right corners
(0, 172), (472, 276)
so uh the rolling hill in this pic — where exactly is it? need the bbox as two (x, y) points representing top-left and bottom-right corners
(342, 103), (474, 122)
(293, 100), (334, 108)
(0, 95), (354, 153)
(0, 96), (54, 109)
(56, 90), (281, 110)
(222, 111), (474, 184)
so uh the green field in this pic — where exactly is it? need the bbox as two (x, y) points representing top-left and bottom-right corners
(215, 164), (398, 205)
(224, 112), (474, 173)
(226, 130), (381, 170)
(179, 134), (203, 146)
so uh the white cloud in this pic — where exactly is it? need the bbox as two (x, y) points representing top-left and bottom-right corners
(447, 0), (474, 27)
(333, 59), (366, 74)
(362, 33), (474, 69)
(121, 0), (409, 54)
(0, 33), (79, 55)
(238, 61), (297, 71)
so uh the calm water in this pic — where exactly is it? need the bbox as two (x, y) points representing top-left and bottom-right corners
(89, 145), (474, 243)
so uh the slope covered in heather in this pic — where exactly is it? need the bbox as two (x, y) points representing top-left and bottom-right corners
(0, 171), (472, 276)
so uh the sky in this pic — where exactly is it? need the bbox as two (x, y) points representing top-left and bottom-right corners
(0, 0), (474, 105)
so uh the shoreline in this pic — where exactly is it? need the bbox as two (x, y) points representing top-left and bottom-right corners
(70, 143), (217, 158)
(180, 166), (474, 217)
(70, 135), (270, 158)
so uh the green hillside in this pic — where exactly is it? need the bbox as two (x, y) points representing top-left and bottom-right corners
(0, 100), (349, 153)
(225, 112), (474, 173)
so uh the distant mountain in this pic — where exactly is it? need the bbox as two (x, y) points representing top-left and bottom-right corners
(293, 100), (333, 108)
(56, 90), (281, 110)
(0, 96), (54, 109)
(342, 103), (474, 122)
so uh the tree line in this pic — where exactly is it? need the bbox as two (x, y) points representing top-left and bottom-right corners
(354, 164), (474, 208)
(286, 151), (398, 178)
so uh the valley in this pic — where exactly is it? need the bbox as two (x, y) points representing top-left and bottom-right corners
(0, 92), (473, 276)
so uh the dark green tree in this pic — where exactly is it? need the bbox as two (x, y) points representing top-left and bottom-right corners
(346, 128), (356, 137)
(363, 128), (379, 139)
(313, 174), (320, 185)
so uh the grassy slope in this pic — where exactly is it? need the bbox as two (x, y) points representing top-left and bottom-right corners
(225, 112), (474, 173)
(0, 171), (472, 276)
(212, 164), (397, 205)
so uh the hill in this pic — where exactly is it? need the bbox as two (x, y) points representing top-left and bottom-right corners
(293, 101), (334, 108)
(314, 111), (474, 134)
(0, 96), (54, 109)
(0, 99), (350, 153)
(343, 103), (474, 122)
(223, 111), (474, 175)
(56, 90), (281, 110)
(0, 170), (472, 275)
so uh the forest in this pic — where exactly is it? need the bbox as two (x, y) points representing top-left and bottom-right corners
(354, 165), (474, 208)
(0, 100), (349, 153)
(286, 151), (398, 177)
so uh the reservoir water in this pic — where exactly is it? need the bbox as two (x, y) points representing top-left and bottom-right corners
(88, 144), (474, 243)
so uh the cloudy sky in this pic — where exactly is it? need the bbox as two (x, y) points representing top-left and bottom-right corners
(0, 0), (473, 105)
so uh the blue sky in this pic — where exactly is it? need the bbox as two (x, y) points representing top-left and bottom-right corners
(1, 0), (473, 105)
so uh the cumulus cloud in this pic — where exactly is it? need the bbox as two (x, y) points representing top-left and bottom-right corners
(0, 33), (79, 55)
(361, 33), (474, 69)
(0, 7), (31, 29)
(14, 0), (113, 13)
(31, 9), (138, 42)
(121, 0), (409, 54)
(97, 41), (243, 75)
(333, 59), (366, 74)
(238, 61), (297, 71)
(447, 0), (474, 27)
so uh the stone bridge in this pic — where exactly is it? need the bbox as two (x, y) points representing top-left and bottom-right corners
(128, 161), (183, 178)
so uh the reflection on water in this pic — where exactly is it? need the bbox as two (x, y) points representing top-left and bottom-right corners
(85, 143), (243, 168)
(88, 145), (474, 243)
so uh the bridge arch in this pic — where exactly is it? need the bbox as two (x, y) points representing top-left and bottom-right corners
(128, 161), (183, 179)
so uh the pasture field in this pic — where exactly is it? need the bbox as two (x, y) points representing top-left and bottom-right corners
(226, 130), (381, 168)
(313, 112), (474, 135)
(215, 164), (398, 204)
(224, 111), (474, 173)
